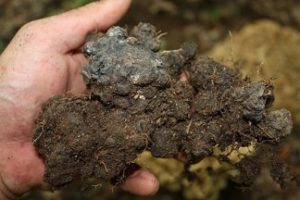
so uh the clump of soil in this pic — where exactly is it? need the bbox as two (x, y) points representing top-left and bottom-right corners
(33, 23), (293, 188)
(249, 139), (300, 200)
(209, 20), (300, 126)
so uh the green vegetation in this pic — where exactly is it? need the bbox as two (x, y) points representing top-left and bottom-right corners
(73, 0), (93, 7)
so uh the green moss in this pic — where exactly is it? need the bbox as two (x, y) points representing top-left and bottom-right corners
(73, 0), (93, 7)
(208, 7), (221, 22)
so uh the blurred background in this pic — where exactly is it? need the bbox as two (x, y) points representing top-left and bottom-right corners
(1, 0), (300, 199)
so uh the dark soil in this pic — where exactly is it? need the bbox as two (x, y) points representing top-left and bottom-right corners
(33, 23), (293, 189)
(2, 0), (300, 53)
(221, 138), (300, 200)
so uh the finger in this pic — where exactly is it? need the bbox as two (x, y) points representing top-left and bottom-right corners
(16, 0), (131, 53)
(49, 0), (132, 52)
(121, 169), (159, 196)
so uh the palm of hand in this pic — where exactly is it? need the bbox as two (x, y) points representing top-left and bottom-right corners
(0, 21), (86, 198)
(0, 1), (159, 198)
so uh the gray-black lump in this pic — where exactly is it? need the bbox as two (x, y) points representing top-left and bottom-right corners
(33, 23), (293, 188)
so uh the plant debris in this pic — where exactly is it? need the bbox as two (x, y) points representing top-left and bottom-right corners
(33, 23), (293, 188)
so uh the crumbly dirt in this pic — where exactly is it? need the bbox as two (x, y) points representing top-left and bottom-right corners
(209, 20), (300, 126)
(33, 23), (293, 188)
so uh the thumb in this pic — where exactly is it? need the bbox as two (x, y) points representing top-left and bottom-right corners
(43, 0), (131, 52)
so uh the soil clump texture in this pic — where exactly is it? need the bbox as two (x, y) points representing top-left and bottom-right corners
(33, 23), (293, 189)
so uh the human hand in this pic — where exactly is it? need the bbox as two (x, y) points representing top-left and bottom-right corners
(0, 0), (159, 199)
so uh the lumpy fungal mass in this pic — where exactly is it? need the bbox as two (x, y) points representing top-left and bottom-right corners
(33, 23), (293, 188)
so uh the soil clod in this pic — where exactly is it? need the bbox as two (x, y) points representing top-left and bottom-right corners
(33, 23), (293, 188)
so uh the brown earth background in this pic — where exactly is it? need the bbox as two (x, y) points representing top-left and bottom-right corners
(1, 0), (300, 200)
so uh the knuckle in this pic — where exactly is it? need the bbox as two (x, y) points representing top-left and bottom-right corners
(15, 19), (47, 46)
(20, 20), (41, 33)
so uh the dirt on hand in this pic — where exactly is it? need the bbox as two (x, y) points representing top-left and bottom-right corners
(33, 23), (293, 189)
